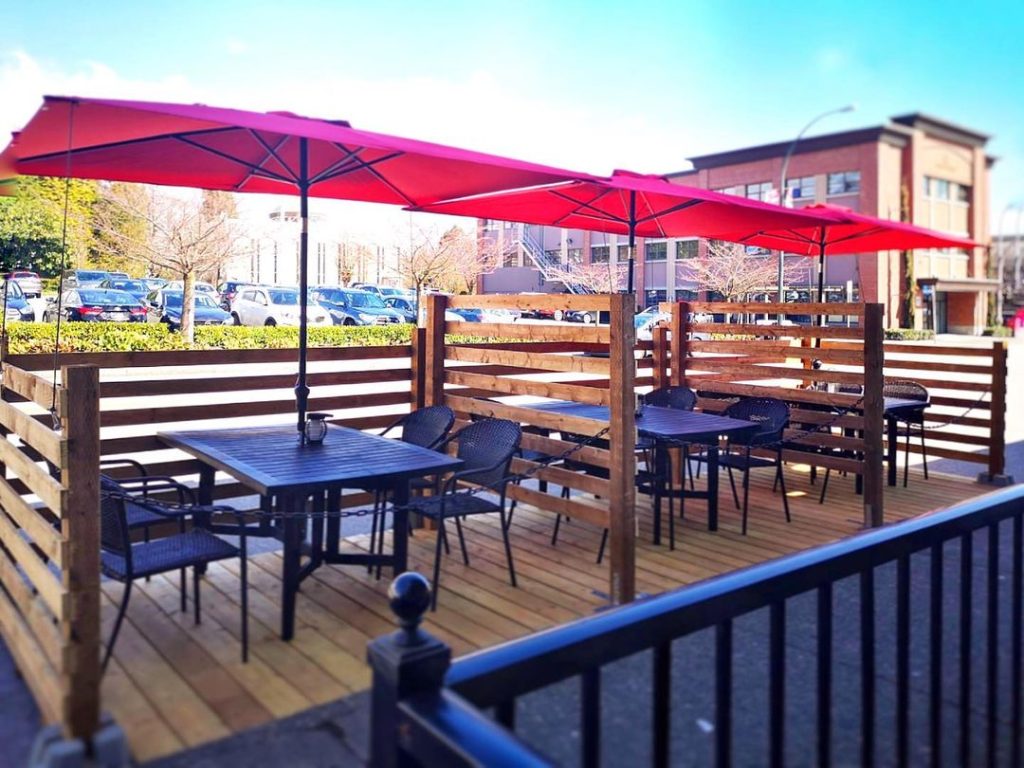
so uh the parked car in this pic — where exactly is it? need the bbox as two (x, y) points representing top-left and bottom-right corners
(62, 269), (109, 288)
(449, 307), (484, 322)
(1, 280), (36, 323)
(382, 295), (417, 323)
(635, 307), (713, 342)
(565, 309), (598, 324)
(311, 287), (404, 326)
(231, 286), (331, 327)
(141, 277), (167, 291)
(98, 277), (150, 301)
(146, 290), (232, 330)
(5, 270), (43, 298)
(163, 280), (219, 302)
(216, 280), (252, 311)
(43, 288), (146, 323)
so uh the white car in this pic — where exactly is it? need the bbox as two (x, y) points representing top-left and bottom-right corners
(635, 309), (712, 342)
(231, 286), (331, 327)
(163, 280), (219, 302)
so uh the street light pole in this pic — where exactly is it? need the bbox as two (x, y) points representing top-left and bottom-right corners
(777, 104), (856, 313)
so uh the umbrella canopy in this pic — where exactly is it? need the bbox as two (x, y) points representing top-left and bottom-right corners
(1, 95), (591, 434)
(725, 202), (978, 300)
(409, 169), (836, 292)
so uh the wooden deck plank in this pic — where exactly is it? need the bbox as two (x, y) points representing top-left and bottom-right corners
(102, 466), (985, 762)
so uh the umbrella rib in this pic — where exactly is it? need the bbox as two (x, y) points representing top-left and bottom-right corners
(315, 147), (413, 205)
(244, 131), (300, 185)
(174, 136), (296, 185)
(308, 146), (364, 185)
(635, 198), (703, 226)
(13, 125), (241, 165)
(549, 188), (620, 227)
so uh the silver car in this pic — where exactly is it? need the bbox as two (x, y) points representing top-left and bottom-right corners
(6, 270), (43, 298)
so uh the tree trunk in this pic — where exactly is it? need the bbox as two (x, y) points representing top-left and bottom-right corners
(181, 270), (196, 344)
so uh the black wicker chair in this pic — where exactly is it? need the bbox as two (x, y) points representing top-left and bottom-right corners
(637, 386), (698, 550)
(402, 418), (521, 610)
(365, 405), (455, 572)
(883, 379), (930, 486)
(100, 489), (249, 672)
(720, 397), (791, 535)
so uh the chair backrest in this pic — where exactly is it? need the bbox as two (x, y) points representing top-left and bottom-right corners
(882, 379), (928, 402)
(454, 418), (522, 491)
(724, 397), (790, 443)
(99, 488), (132, 561)
(644, 386), (697, 411)
(398, 405), (455, 449)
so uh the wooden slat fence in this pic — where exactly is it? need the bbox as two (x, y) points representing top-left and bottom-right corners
(657, 300), (887, 526)
(436, 292), (637, 604)
(0, 362), (100, 742)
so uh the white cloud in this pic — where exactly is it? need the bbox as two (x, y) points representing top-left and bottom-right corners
(225, 38), (249, 56)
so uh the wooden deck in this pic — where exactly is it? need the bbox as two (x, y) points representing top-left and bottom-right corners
(102, 467), (988, 762)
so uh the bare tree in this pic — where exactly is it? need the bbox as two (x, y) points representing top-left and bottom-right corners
(393, 223), (462, 314)
(680, 240), (804, 304)
(547, 260), (627, 294)
(93, 185), (239, 342)
(441, 230), (508, 295)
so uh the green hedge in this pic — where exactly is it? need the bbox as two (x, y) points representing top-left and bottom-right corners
(4, 322), (415, 353)
(883, 328), (936, 341)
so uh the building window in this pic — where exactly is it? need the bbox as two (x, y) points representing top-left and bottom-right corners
(744, 245), (771, 256)
(645, 241), (667, 261)
(645, 289), (667, 308)
(617, 244), (632, 261)
(675, 288), (698, 301)
(827, 171), (861, 196)
(675, 240), (699, 259)
(567, 248), (583, 264)
(503, 247), (518, 268)
(544, 248), (561, 263)
(715, 184), (745, 197)
(746, 181), (773, 202)
(786, 176), (816, 201)
(591, 245), (610, 263)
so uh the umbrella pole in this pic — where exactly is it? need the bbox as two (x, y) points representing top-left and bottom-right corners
(296, 138), (310, 438)
(626, 191), (636, 296)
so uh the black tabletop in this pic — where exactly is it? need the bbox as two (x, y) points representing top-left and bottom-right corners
(884, 397), (929, 415)
(528, 401), (758, 443)
(160, 425), (462, 495)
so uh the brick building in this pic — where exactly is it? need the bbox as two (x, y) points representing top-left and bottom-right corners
(480, 113), (996, 333)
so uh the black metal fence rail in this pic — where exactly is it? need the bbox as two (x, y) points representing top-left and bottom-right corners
(368, 484), (1024, 767)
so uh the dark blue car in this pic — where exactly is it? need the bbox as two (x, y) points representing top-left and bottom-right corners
(146, 290), (231, 330)
(99, 277), (150, 302)
(2, 280), (36, 323)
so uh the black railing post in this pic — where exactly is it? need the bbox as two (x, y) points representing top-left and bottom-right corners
(368, 573), (451, 768)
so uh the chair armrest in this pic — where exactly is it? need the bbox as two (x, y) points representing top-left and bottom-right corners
(442, 452), (515, 494)
(115, 476), (196, 504)
(100, 458), (147, 476)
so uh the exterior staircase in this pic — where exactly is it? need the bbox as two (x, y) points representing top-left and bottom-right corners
(517, 230), (595, 294)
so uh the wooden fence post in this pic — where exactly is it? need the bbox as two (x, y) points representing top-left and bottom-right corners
(60, 365), (101, 740)
(608, 293), (636, 605)
(424, 294), (448, 408)
(670, 301), (690, 387)
(862, 305), (885, 527)
(410, 326), (426, 410)
(652, 326), (670, 390)
(982, 340), (1011, 484)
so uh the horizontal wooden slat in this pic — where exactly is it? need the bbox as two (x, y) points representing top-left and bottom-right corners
(688, 323), (864, 340)
(451, 341), (609, 354)
(445, 395), (609, 438)
(689, 380), (864, 409)
(0, 478), (63, 564)
(509, 457), (611, 497)
(445, 322), (610, 344)
(685, 359), (866, 386)
(2, 366), (57, 410)
(99, 368), (411, 398)
(0, 438), (64, 513)
(447, 294), (610, 312)
(520, 432), (611, 470)
(445, 371), (610, 406)
(0, 587), (63, 723)
(822, 341), (997, 358)
(897, 442), (987, 464)
(7, 345), (413, 371)
(0, 505), (65, 619)
(686, 301), (865, 315)
(505, 484), (609, 528)
(99, 391), (411, 428)
(445, 345), (610, 376)
(0, 401), (65, 466)
(0, 550), (64, 669)
(930, 395), (991, 410)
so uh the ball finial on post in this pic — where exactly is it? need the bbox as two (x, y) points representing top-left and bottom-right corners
(388, 572), (431, 645)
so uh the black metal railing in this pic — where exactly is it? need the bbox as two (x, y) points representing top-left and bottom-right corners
(368, 484), (1024, 767)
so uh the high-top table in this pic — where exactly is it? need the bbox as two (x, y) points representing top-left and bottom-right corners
(883, 397), (930, 486)
(160, 425), (462, 640)
(528, 401), (758, 535)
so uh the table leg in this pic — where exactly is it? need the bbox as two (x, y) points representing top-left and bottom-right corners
(280, 491), (304, 641)
(325, 488), (341, 558)
(652, 447), (663, 546)
(198, 465), (215, 506)
(392, 480), (410, 576)
(887, 415), (898, 487)
(707, 445), (719, 532)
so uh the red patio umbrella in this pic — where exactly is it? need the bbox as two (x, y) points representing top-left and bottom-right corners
(409, 169), (834, 292)
(1, 95), (591, 433)
(723, 202), (978, 301)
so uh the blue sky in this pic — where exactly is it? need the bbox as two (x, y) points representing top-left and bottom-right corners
(2, 0), (1023, 234)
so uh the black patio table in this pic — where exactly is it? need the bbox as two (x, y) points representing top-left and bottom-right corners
(884, 397), (930, 486)
(527, 401), (758, 536)
(160, 425), (462, 640)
